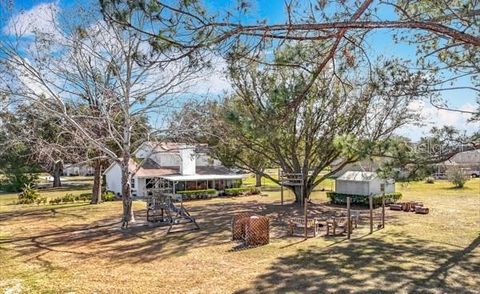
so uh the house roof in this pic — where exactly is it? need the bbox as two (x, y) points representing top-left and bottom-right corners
(134, 141), (209, 156)
(446, 150), (480, 165)
(337, 171), (378, 182)
(105, 158), (244, 179)
(134, 159), (180, 177)
(162, 174), (245, 181)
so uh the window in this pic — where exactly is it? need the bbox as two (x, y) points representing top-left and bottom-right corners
(146, 178), (154, 189)
(197, 180), (208, 189)
(175, 181), (185, 192)
(130, 178), (135, 189)
(186, 181), (197, 190)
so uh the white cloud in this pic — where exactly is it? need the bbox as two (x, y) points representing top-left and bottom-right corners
(397, 100), (479, 140)
(194, 54), (232, 95)
(3, 2), (60, 37)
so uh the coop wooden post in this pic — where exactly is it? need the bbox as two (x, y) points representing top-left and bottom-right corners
(369, 195), (373, 234)
(347, 197), (351, 240)
(279, 169), (284, 205)
(303, 178), (307, 239)
(280, 185), (284, 206)
(381, 194), (385, 229)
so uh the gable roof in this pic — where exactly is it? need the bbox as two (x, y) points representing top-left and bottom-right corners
(337, 171), (378, 182)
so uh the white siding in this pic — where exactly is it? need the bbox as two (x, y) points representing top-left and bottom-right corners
(136, 178), (147, 197)
(153, 153), (180, 166)
(335, 180), (369, 195)
(180, 147), (196, 175)
(134, 145), (181, 166)
(369, 178), (382, 195)
(384, 183), (395, 193)
(105, 163), (122, 195)
(336, 179), (395, 196)
(195, 154), (222, 166)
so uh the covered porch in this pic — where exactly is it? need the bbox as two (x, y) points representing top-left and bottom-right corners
(134, 175), (244, 197)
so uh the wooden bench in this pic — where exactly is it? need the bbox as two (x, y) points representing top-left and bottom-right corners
(288, 218), (318, 237)
(326, 215), (358, 236)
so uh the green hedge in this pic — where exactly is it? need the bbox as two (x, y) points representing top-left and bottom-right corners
(326, 192), (402, 207)
(224, 187), (261, 196)
(176, 189), (217, 200)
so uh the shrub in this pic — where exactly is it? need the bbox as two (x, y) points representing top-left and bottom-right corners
(49, 197), (62, 205)
(1, 173), (38, 193)
(446, 166), (469, 188)
(62, 193), (76, 203)
(17, 184), (40, 204)
(35, 196), (48, 205)
(176, 189), (217, 200)
(326, 192), (402, 208)
(425, 177), (435, 184)
(102, 191), (116, 201)
(76, 193), (91, 202)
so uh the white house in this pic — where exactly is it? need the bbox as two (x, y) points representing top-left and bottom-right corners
(335, 171), (395, 195)
(63, 163), (94, 176)
(104, 142), (246, 197)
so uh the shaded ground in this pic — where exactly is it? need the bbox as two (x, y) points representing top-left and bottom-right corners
(0, 179), (479, 293)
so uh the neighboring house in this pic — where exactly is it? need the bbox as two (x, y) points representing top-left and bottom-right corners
(63, 163), (94, 176)
(104, 142), (246, 197)
(435, 150), (480, 177)
(335, 171), (395, 196)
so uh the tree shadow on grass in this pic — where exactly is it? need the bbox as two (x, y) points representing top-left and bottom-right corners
(0, 198), (400, 268)
(0, 203), (90, 221)
(234, 233), (480, 294)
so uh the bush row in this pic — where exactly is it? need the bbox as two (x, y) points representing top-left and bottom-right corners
(176, 189), (217, 200)
(175, 187), (261, 200)
(48, 193), (90, 205)
(17, 189), (117, 205)
(326, 192), (402, 208)
(223, 187), (261, 196)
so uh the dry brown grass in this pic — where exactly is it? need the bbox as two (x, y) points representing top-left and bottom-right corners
(0, 179), (479, 293)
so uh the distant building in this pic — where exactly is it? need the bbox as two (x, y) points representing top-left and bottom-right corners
(63, 163), (94, 176)
(335, 171), (395, 195)
(436, 150), (480, 177)
(104, 142), (246, 197)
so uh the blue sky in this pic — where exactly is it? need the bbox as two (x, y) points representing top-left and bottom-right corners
(2, 0), (479, 140)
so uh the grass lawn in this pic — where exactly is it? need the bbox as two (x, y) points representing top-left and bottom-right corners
(0, 179), (479, 293)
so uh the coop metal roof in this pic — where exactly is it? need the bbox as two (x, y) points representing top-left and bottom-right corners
(336, 171), (378, 182)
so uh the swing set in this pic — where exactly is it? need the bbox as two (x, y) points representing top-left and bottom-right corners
(145, 179), (200, 233)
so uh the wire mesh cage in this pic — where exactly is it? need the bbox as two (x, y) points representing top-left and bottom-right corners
(231, 213), (270, 246)
(245, 216), (270, 246)
(232, 213), (253, 241)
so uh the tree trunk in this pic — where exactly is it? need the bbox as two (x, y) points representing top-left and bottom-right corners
(52, 161), (63, 187)
(120, 157), (134, 228)
(291, 183), (311, 204)
(91, 160), (102, 204)
(255, 173), (262, 187)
